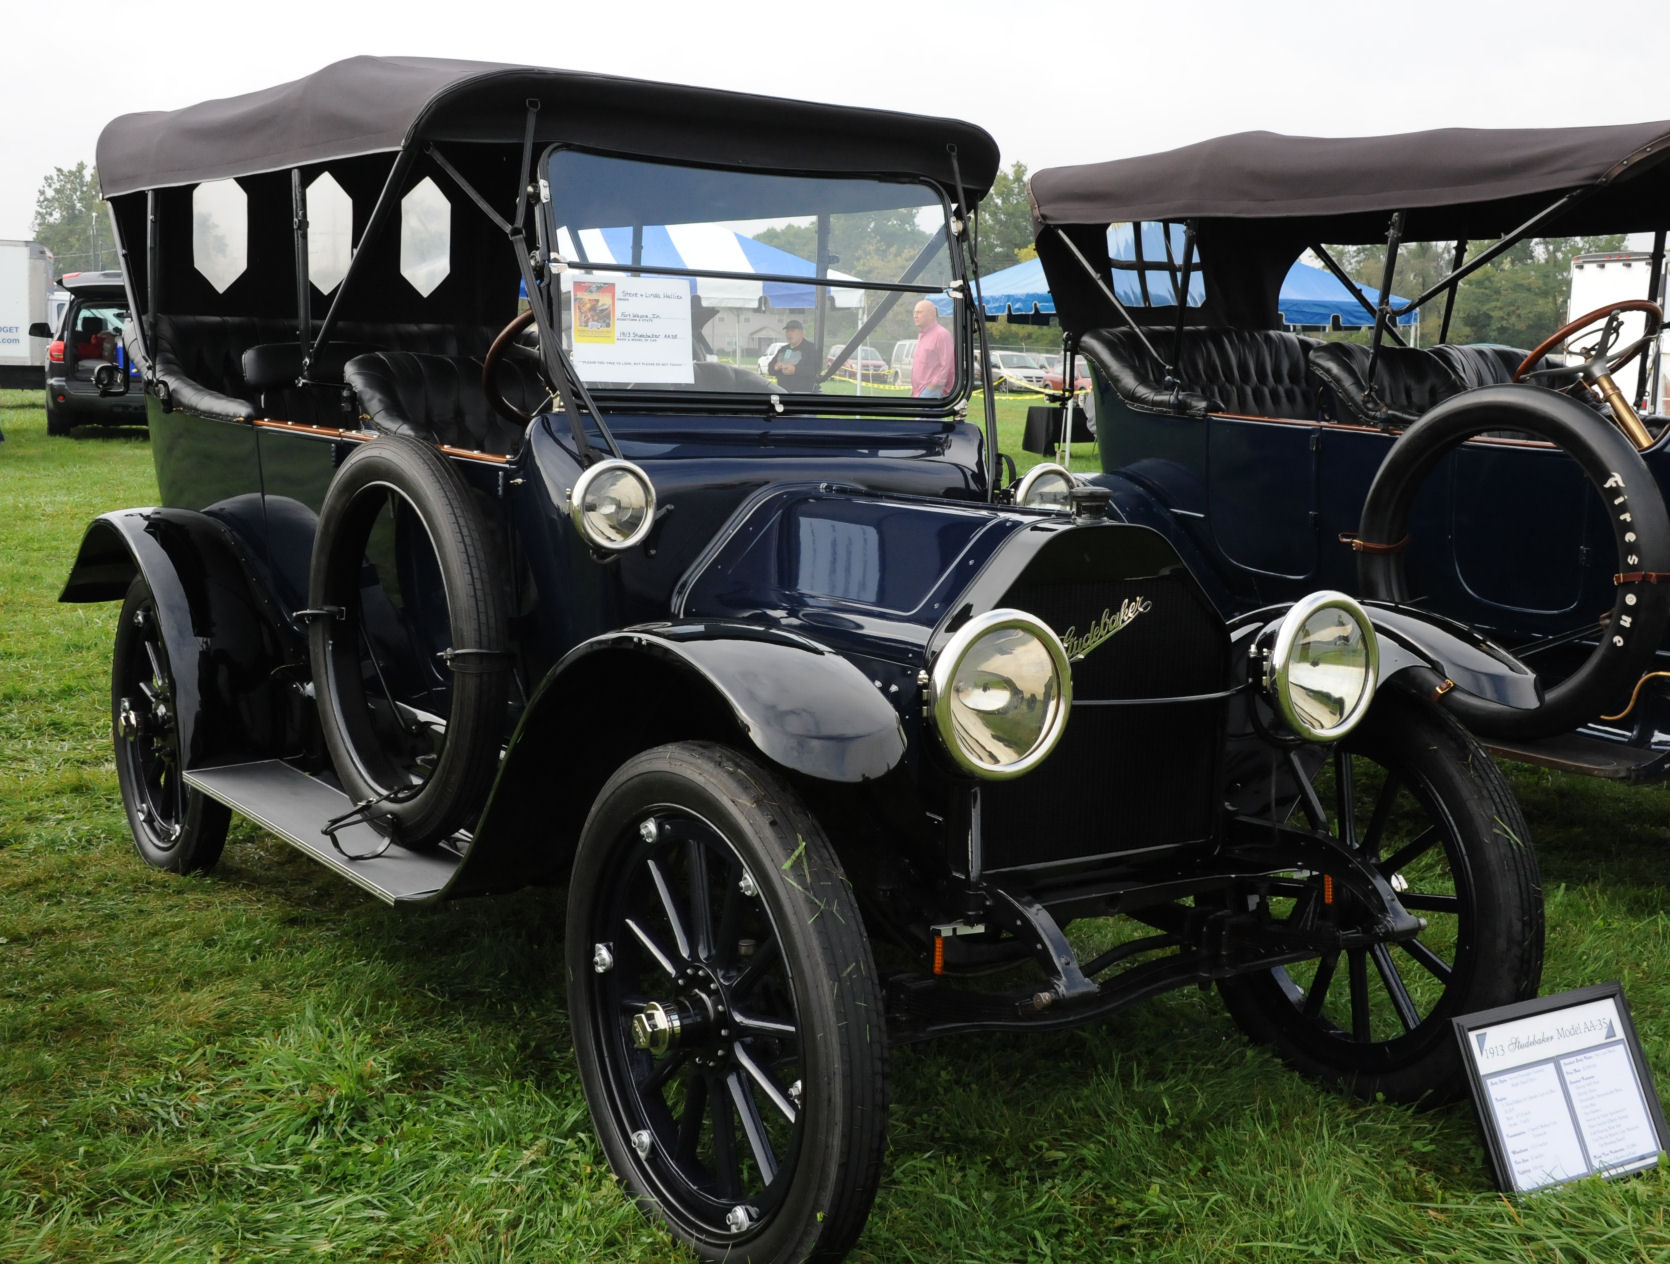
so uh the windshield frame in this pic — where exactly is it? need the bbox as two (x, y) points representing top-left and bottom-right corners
(534, 143), (971, 416)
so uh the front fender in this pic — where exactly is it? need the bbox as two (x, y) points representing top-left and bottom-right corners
(457, 621), (910, 894)
(1228, 596), (1542, 711)
(60, 507), (291, 767)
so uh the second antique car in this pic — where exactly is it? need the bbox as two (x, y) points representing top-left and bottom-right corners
(1029, 121), (1670, 780)
(63, 58), (1543, 1264)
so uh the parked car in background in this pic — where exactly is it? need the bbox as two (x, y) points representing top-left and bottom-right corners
(987, 348), (1049, 390)
(825, 342), (893, 382)
(39, 270), (144, 434)
(62, 57), (1544, 1264)
(756, 339), (786, 376)
(891, 337), (917, 386)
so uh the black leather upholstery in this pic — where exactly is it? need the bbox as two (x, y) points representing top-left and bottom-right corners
(1430, 343), (1544, 389)
(1307, 342), (1468, 426)
(344, 351), (546, 454)
(149, 315), (503, 424)
(1077, 326), (1323, 419)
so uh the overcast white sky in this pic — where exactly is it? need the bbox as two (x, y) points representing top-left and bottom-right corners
(3, 0), (1666, 243)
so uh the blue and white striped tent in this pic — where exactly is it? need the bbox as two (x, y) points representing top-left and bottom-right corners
(551, 225), (862, 309)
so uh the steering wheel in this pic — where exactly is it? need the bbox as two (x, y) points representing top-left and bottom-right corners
(1513, 299), (1663, 448)
(482, 308), (547, 424)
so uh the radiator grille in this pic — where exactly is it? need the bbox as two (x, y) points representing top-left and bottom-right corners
(979, 555), (1231, 873)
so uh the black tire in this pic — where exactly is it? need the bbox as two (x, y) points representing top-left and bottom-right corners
(46, 406), (71, 437)
(567, 742), (889, 1264)
(1358, 384), (1670, 739)
(1220, 688), (1543, 1104)
(309, 435), (509, 848)
(112, 577), (231, 872)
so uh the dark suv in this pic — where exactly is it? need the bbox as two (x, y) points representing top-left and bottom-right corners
(39, 270), (144, 434)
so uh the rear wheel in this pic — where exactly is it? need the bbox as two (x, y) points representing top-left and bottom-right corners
(1220, 689), (1543, 1103)
(112, 577), (230, 872)
(567, 742), (889, 1264)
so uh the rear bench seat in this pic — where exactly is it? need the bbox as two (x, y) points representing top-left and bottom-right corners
(148, 314), (503, 428)
(1077, 327), (1323, 420)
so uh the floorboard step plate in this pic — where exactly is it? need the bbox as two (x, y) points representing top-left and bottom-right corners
(186, 761), (460, 904)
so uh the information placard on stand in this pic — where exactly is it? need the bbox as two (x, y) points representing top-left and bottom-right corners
(1453, 982), (1667, 1192)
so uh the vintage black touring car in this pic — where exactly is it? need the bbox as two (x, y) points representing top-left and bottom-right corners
(64, 59), (1542, 1263)
(1029, 121), (1670, 782)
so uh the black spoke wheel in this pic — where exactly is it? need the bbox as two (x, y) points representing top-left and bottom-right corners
(567, 742), (888, 1264)
(112, 576), (230, 872)
(1221, 690), (1543, 1104)
(309, 436), (510, 848)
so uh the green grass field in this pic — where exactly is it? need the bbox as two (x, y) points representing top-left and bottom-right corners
(4, 389), (1670, 1262)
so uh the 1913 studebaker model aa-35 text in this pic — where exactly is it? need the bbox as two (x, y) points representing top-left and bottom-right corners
(62, 58), (1543, 1263)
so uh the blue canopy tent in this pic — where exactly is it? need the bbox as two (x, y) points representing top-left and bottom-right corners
(546, 225), (861, 309)
(937, 222), (1412, 329)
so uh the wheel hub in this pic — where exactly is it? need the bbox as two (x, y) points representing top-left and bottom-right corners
(631, 962), (730, 1057)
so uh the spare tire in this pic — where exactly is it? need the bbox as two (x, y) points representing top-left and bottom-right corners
(309, 435), (511, 847)
(1357, 384), (1670, 740)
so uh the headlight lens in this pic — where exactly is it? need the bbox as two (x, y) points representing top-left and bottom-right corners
(1265, 591), (1379, 741)
(571, 459), (656, 551)
(1015, 463), (1076, 512)
(930, 610), (1072, 778)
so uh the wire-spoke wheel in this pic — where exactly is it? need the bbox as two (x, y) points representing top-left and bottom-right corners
(112, 576), (230, 873)
(1221, 689), (1543, 1104)
(567, 742), (888, 1264)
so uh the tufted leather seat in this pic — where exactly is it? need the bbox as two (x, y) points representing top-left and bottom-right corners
(1307, 342), (1470, 426)
(148, 315), (505, 423)
(1077, 326), (1323, 420)
(344, 351), (549, 455)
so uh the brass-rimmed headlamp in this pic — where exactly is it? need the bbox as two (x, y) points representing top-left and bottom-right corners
(570, 459), (656, 551)
(929, 609), (1072, 778)
(1260, 591), (1379, 741)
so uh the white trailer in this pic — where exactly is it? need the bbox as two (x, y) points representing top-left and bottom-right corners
(0, 240), (54, 388)
(1568, 249), (1667, 413)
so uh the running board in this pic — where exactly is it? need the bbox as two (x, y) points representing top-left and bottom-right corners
(1483, 732), (1670, 784)
(184, 760), (461, 904)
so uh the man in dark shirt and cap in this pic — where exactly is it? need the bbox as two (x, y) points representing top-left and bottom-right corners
(767, 319), (821, 392)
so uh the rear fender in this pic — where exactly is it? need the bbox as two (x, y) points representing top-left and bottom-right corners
(461, 622), (909, 891)
(60, 508), (294, 767)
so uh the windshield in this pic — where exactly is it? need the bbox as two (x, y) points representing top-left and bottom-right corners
(539, 149), (964, 405)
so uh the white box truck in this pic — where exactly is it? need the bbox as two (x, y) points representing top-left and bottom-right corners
(0, 240), (54, 388)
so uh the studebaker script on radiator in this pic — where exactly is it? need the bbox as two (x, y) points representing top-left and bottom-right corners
(1062, 597), (1152, 662)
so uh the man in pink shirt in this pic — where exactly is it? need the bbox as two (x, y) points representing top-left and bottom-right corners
(910, 300), (954, 397)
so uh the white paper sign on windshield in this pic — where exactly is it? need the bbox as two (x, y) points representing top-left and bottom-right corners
(569, 274), (694, 384)
(1456, 984), (1667, 1192)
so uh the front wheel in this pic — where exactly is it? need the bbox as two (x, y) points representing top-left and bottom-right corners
(112, 577), (230, 872)
(567, 742), (889, 1264)
(1220, 689), (1543, 1104)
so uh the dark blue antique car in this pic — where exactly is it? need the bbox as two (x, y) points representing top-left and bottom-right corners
(1029, 121), (1670, 780)
(63, 59), (1542, 1264)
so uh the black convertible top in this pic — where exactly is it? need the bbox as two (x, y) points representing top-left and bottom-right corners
(1031, 120), (1670, 243)
(98, 55), (1000, 199)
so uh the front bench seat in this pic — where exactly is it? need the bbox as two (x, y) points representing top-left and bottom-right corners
(1307, 342), (1467, 427)
(1077, 327), (1323, 420)
(344, 351), (549, 455)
